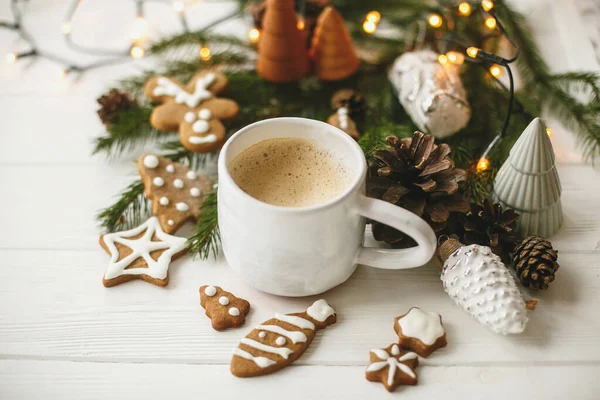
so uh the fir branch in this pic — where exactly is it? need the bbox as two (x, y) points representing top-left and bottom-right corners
(160, 140), (213, 170)
(149, 31), (251, 54)
(187, 189), (220, 260)
(96, 180), (148, 233)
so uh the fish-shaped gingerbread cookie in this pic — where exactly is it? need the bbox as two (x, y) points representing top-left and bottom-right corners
(230, 299), (336, 377)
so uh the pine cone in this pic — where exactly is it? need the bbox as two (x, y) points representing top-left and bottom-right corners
(97, 89), (136, 128)
(512, 236), (559, 290)
(367, 131), (469, 247)
(461, 199), (520, 261)
(331, 89), (365, 114)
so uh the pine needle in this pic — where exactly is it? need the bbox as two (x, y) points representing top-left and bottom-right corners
(187, 189), (220, 260)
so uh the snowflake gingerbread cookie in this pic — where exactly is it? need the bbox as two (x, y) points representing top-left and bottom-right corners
(365, 344), (419, 392)
(394, 307), (447, 357)
(99, 216), (188, 287)
(144, 71), (239, 153)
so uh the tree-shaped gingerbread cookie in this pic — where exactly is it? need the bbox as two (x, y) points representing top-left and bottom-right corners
(144, 71), (239, 153)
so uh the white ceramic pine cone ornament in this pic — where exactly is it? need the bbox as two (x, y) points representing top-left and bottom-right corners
(438, 239), (528, 335)
(388, 49), (471, 138)
(493, 117), (562, 237)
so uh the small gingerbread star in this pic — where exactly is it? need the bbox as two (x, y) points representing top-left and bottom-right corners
(100, 217), (188, 287)
(365, 344), (418, 392)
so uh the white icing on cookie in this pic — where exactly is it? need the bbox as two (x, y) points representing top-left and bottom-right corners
(306, 299), (335, 322)
(258, 331), (266, 338)
(367, 348), (418, 385)
(233, 348), (275, 368)
(397, 308), (445, 345)
(204, 286), (216, 296)
(275, 336), (286, 346)
(256, 325), (308, 344)
(337, 106), (349, 130)
(192, 119), (209, 133)
(143, 155), (159, 169)
(391, 344), (400, 356)
(102, 217), (187, 281)
(173, 179), (184, 189)
(190, 187), (201, 197)
(186, 171), (197, 180)
(184, 111), (196, 123)
(167, 219), (174, 226)
(175, 202), (189, 212)
(274, 313), (315, 330)
(166, 165), (175, 173)
(189, 134), (217, 144)
(198, 108), (212, 120)
(219, 296), (229, 306)
(159, 197), (169, 206)
(229, 307), (240, 316)
(152, 73), (215, 108)
(241, 338), (293, 359)
(153, 177), (164, 187)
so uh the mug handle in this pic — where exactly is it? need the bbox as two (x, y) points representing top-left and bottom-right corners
(354, 195), (437, 269)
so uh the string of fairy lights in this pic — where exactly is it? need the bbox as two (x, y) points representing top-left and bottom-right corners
(1, 0), (190, 78)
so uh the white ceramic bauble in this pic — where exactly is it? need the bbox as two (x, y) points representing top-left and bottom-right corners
(493, 118), (562, 237)
(441, 243), (528, 335)
(388, 50), (471, 138)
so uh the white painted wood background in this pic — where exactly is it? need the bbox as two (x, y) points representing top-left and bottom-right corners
(1, 1), (599, 399)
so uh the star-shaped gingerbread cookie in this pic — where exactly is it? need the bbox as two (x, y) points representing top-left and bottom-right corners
(365, 344), (419, 392)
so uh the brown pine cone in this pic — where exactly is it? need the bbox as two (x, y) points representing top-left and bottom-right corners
(512, 236), (559, 290)
(461, 199), (520, 261)
(97, 89), (136, 128)
(367, 131), (469, 247)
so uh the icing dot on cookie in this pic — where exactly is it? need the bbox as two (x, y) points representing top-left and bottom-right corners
(166, 165), (175, 173)
(192, 120), (210, 134)
(199, 108), (212, 120)
(159, 197), (169, 206)
(258, 331), (266, 338)
(275, 336), (286, 346)
(175, 202), (189, 212)
(153, 177), (164, 187)
(167, 219), (174, 226)
(187, 171), (197, 180)
(219, 296), (229, 306)
(184, 111), (196, 123)
(143, 155), (159, 169)
(190, 187), (201, 197)
(173, 179), (184, 189)
(228, 307), (240, 316)
(391, 344), (400, 356)
(204, 286), (217, 296)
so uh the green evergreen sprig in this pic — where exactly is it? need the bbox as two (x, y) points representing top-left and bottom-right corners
(187, 189), (220, 260)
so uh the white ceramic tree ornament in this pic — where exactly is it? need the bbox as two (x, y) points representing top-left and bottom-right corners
(438, 239), (528, 335)
(493, 117), (562, 237)
(388, 49), (471, 138)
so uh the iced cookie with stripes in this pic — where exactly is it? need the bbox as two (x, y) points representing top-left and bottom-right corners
(230, 299), (336, 377)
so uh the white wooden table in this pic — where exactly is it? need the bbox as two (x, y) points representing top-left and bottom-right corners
(1, 1), (599, 399)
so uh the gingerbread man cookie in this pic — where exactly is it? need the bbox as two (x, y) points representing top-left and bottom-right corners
(394, 307), (447, 357)
(231, 299), (336, 378)
(365, 344), (419, 392)
(200, 285), (250, 331)
(99, 217), (188, 287)
(144, 71), (239, 153)
(137, 154), (212, 234)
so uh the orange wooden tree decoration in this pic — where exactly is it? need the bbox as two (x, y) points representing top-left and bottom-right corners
(310, 6), (360, 81)
(256, 0), (310, 82)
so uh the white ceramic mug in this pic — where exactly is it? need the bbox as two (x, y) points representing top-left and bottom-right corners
(218, 117), (437, 296)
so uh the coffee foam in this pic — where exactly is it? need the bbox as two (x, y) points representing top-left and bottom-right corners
(229, 138), (352, 207)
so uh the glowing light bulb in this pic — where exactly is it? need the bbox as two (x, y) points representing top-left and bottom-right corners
(482, 0), (494, 12)
(438, 54), (448, 65)
(458, 2), (472, 16)
(130, 17), (148, 41)
(485, 17), (497, 29)
(363, 20), (376, 34)
(489, 64), (502, 77)
(173, 0), (184, 13)
(366, 11), (381, 24)
(466, 46), (480, 58)
(546, 127), (553, 137)
(428, 13), (443, 28)
(6, 52), (17, 64)
(248, 28), (260, 43)
(297, 18), (305, 30)
(446, 51), (464, 64)
(62, 21), (72, 35)
(130, 45), (144, 59)
(199, 46), (211, 61)
(476, 157), (490, 172)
